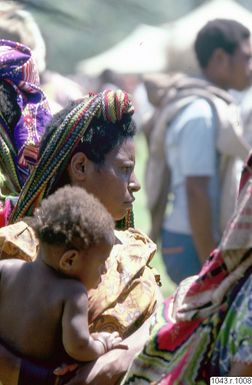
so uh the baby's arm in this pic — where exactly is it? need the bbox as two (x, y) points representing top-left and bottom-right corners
(62, 284), (126, 362)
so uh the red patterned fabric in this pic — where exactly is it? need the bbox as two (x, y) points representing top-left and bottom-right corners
(122, 152), (252, 384)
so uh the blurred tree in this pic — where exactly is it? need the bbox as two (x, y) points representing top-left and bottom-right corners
(14, 0), (208, 73)
(14, 0), (250, 74)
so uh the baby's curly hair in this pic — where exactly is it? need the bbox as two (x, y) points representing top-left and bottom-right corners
(32, 186), (114, 249)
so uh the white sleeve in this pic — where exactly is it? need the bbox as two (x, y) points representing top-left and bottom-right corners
(179, 99), (216, 177)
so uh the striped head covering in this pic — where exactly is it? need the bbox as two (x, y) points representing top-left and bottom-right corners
(0, 39), (51, 194)
(10, 89), (135, 229)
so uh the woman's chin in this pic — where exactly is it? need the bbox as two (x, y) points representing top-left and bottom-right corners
(114, 211), (129, 222)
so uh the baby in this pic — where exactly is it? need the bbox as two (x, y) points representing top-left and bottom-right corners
(0, 186), (126, 364)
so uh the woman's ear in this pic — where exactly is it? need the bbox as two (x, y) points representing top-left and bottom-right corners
(59, 249), (78, 272)
(68, 152), (88, 182)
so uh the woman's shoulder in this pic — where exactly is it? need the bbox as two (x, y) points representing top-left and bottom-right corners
(115, 227), (155, 244)
(114, 227), (157, 263)
(0, 218), (39, 261)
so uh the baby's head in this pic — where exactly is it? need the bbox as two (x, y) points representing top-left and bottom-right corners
(32, 186), (115, 289)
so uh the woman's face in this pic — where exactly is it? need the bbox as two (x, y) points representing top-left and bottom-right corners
(83, 138), (141, 221)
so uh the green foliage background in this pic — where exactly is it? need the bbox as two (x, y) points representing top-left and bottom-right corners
(134, 132), (176, 297)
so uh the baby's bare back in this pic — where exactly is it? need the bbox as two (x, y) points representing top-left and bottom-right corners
(0, 259), (84, 361)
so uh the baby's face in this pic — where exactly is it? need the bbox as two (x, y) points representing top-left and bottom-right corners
(78, 232), (115, 290)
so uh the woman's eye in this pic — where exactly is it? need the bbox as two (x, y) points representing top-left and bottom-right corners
(122, 166), (132, 173)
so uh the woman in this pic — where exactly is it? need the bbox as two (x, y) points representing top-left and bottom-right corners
(122, 152), (252, 384)
(0, 39), (51, 225)
(0, 90), (160, 385)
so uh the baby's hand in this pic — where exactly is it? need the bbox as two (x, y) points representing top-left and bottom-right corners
(92, 331), (128, 353)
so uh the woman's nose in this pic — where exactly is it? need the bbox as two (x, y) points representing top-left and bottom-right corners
(129, 172), (141, 192)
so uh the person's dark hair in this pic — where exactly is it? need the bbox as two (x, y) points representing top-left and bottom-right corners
(40, 98), (136, 191)
(32, 185), (114, 249)
(194, 19), (250, 68)
(0, 80), (21, 128)
(74, 115), (135, 163)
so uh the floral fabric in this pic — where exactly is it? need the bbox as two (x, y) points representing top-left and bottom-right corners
(89, 228), (160, 337)
(0, 40), (51, 226)
(0, 39), (51, 194)
(211, 274), (252, 375)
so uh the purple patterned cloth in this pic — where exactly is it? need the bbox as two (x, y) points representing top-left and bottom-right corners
(0, 39), (52, 187)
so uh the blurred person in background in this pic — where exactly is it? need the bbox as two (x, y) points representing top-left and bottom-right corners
(145, 18), (252, 285)
(96, 68), (125, 92)
(0, 0), (84, 113)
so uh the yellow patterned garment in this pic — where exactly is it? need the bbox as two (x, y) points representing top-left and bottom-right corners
(0, 221), (160, 336)
(0, 218), (39, 261)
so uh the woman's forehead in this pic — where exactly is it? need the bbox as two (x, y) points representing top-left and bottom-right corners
(106, 138), (135, 162)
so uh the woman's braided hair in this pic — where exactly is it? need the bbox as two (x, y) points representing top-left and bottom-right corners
(10, 90), (135, 229)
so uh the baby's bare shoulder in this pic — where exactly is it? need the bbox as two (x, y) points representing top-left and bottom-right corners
(60, 278), (87, 300)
